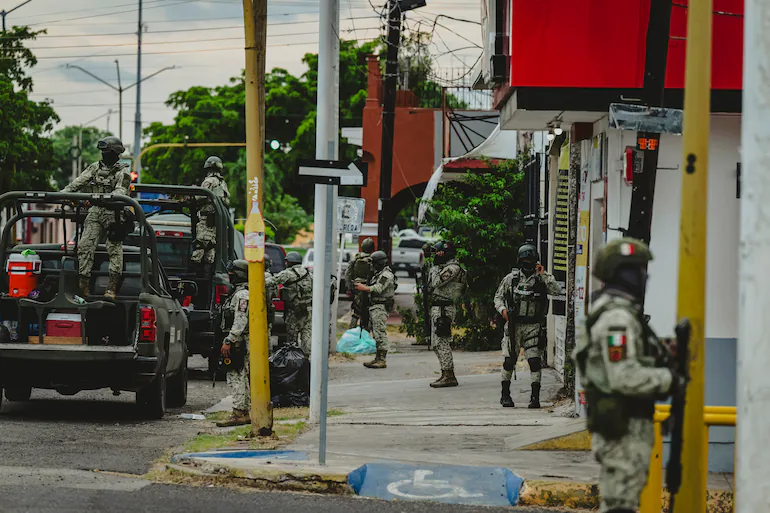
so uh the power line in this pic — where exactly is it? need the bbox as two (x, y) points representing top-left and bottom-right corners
(27, 0), (200, 27)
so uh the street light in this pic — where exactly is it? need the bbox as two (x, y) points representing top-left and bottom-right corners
(66, 61), (175, 142)
(0, 0), (32, 32)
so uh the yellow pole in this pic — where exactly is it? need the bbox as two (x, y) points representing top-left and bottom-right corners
(242, 0), (272, 437)
(132, 142), (246, 173)
(673, 0), (712, 510)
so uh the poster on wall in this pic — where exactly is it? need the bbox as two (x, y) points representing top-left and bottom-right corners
(552, 141), (570, 376)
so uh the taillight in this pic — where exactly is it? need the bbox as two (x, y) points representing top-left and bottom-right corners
(139, 306), (157, 342)
(182, 296), (192, 307)
(215, 284), (228, 305)
(156, 230), (184, 237)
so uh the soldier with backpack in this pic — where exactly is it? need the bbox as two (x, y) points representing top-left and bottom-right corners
(191, 156), (230, 274)
(266, 251), (313, 355)
(346, 238), (375, 329)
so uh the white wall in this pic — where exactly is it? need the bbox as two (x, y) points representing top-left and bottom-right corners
(602, 115), (742, 339)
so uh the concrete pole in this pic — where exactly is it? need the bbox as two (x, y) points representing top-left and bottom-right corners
(71, 135), (78, 181)
(133, 0), (143, 182)
(737, 1), (770, 510)
(308, 0), (339, 465)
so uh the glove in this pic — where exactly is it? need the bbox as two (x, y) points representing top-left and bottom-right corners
(668, 369), (686, 396)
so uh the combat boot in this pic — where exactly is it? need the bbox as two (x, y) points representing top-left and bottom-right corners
(216, 408), (251, 427)
(500, 380), (514, 407)
(528, 382), (541, 409)
(363, 350), (386, 369)
(104, 273), (121, 301)
(430, 369), (458, 388)
(78, 275), (90, 297)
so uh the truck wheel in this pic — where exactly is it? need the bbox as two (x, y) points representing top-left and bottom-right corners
(5, 386), (31, 402)
(167, 357), (188, 408)
(137, 373), (166, 419)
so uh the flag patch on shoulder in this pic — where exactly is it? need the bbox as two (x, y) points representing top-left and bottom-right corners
(607, 332), (627, 362)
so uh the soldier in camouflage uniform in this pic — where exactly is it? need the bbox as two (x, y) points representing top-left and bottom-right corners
(427, 241), (467, 388)
(346, 238), (375, 329)
(63, 136), (132, 300)
(355, 250), (396, 369)
(191, 156), (230, 272)
(264, 255), (277, 340)
(574, 238), (683, 513)
(266, 251), (312, 354)
(494, 243), (561, 408)
(217, 260), (252, 427)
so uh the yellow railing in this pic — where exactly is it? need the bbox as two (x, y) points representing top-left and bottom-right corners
(640, 404), (736, 513)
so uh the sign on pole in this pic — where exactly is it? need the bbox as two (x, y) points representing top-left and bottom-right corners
(337, 197), (365, 234)
(298, 159), (367, 186)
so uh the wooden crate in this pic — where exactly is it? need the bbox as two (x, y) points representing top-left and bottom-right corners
(29, 336), (84, 345)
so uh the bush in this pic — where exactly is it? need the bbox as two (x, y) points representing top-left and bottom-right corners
(413, 157), (528, 351)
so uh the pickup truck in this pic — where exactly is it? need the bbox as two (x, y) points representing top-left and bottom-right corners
(391, 237), (425, 277)
(0, 191), (191, 419)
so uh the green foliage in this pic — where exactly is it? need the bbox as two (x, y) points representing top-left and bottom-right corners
(49, 126), (112, 190)
(0, 27), (60, 193)
(420, 158), (528, 350)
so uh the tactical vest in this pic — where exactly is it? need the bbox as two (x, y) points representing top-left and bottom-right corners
(507, 271), (549, 324)
(431, 262), (466, 304)
(83, 164), (129, 194)
(221, 284), (247, 333)
(266, 272), (277, 324)
(353, 254), (373, 282)
(280, 267), (312, 308)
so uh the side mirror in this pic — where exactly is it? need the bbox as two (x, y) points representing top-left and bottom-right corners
(178, 280), (198, 297)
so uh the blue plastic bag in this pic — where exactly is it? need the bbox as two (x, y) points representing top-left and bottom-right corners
(336, 327), (376, 354)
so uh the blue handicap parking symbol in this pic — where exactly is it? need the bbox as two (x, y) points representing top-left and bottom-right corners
(171, 450), (308, 463)
(348, 462), (523, 507)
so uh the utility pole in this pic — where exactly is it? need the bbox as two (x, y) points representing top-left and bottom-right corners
(242, 0), (272, 437)
(308, 0), (339, 468)
(376, 0), (402, 255)
(671, 0), (712, 511)
(0, 0), (31, 32)
(626, 0), (672, 246)
(134, 0), (144, 182)
(737, 0), (769, 510)
(66, 61), (175, 144)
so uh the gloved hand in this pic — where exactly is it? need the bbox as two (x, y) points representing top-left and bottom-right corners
(669, 369), (686, 396)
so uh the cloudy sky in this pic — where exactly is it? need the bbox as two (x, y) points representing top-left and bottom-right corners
(3, 0), (481, 152)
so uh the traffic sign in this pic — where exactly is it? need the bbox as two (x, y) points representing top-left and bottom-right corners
(337, 197), (365, 234)
(297, 159), (367, 186)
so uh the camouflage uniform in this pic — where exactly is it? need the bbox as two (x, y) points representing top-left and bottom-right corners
(192, 171), (230, 265)
(494, 269), (560, 384)
(428, 258), (466, 373)
(574, 238), (679, 513)
(346, 251), (372, 329)
(266, 264), (312, 354)
(265, 268), (277, 337)
(367, 265), (396, 354)
(222, 283), (250, 411)
(62, 161), (132, 279)
(575, 292), (673, 512)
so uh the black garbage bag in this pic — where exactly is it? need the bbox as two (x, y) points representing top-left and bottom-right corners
(269, 345), (310, 407)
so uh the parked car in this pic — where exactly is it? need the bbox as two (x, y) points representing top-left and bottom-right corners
(391, 237), (426, 277)
(0, 191), (190, 418)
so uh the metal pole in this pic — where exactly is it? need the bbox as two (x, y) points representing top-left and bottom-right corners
(71, 135), (77, 181)
(242, 0), (272, 437)
(1, 1), (33, 32)
(737, 0), (770, 510)
(376, 0), (402, 256)
(672, 0), (711, 510)
(309, 0), (339, 463)
(134, 0), (143, 181)
(116, 60), (123, 141)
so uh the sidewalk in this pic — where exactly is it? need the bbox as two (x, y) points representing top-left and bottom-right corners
(171, 339), (734, 509)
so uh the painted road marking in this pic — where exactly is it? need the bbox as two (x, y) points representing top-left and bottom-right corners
(386, 469), (484, 500)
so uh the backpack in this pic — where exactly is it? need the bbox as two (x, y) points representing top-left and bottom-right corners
(280, 267), (312, 308)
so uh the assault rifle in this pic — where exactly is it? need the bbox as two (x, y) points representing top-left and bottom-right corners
(420, 247), (433, 348)
(665, 318), (691, 512)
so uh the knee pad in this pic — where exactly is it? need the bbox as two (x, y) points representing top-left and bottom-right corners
(527, 357), (541, 372)
(503, 357), (515, 372)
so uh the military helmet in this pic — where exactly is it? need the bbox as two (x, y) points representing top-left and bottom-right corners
(97, 136), (125, 155)
(371, 250), (388, 269)
(518, 243), (538, 263)
(361, 237), (375, 254)
(226, 259), (249, 282)
(593, 237), (653, 281)
(264, 254), (273, 271)
(204, 156), (223, 170)
(285, 251), (303, 265)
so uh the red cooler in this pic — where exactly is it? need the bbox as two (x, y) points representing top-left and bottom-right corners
(45, 313), (83, 338)
(6, 253), (42, 298)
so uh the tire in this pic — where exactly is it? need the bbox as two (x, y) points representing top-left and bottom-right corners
(167, 356), (188, 408)
(5, 386), (31, 402)
(137, 372), (166, 419)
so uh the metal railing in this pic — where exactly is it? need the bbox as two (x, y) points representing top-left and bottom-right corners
(640, 404), (737, 512)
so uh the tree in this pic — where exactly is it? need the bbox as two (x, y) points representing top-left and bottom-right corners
(400, 158), (527, 350)
(49, 126), (112, 190)
(0, 27), (60, 193)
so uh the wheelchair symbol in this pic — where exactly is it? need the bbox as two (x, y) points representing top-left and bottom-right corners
(386, 470), (484, 500)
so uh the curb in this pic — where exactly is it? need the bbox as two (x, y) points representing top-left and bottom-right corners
(165, 461), (354, 495)
(519, 480), (734, 512)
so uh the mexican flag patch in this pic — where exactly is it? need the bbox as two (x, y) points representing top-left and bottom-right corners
(607, 332), (627, 362)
